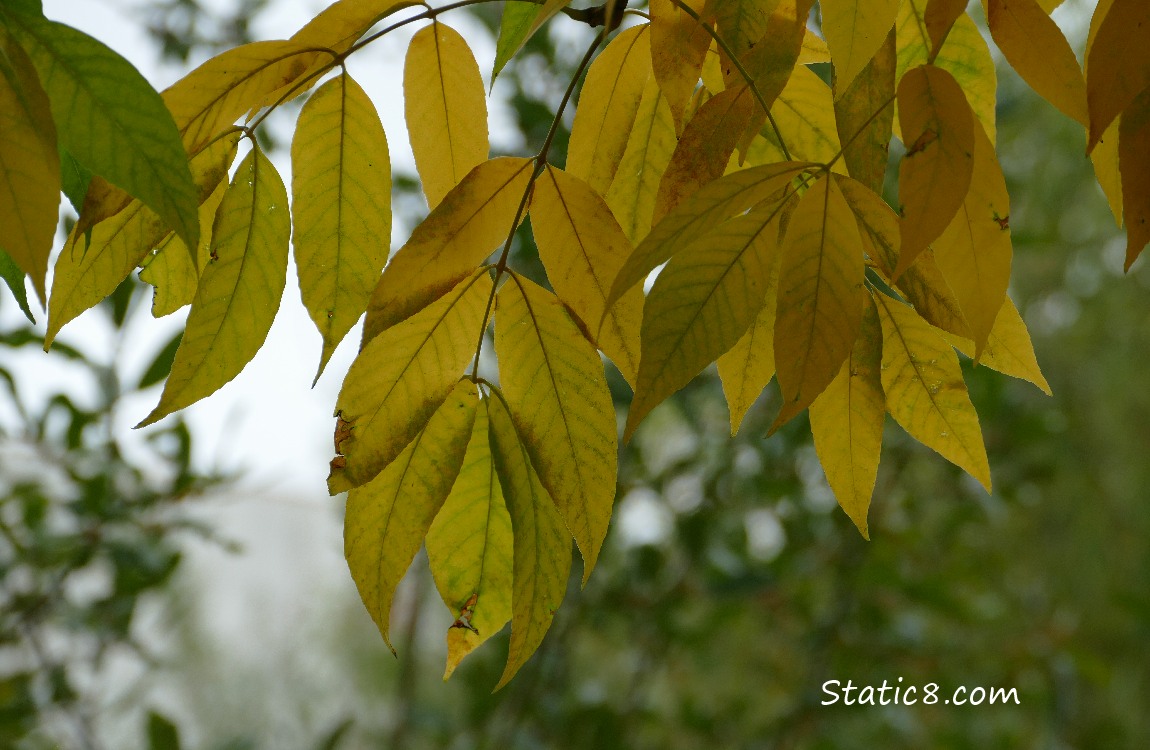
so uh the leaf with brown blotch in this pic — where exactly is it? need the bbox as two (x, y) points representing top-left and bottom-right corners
(895, 64), (974, 278)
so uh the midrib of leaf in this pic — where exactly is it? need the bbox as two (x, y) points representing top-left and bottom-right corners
(874, 292), (980, 467)
(432, 22), (460, 184)
(587, 27), (648, 176)
(798, 180), (833, 389)
(508, 273), (592, 528)
(371, 427), (429, 609)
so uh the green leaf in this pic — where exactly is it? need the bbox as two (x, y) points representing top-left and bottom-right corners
(146, 710), (181, 750)
(137, 145), (290, 428)
(46, 132), (240, 347)
(2, 9), (200, 253)
(628, 199), (786, 440)
(0, 248), (33, 322)
(292, 72), (391, 380)
(136, 331), (183, 391)
(0, 28), (58, 301)
(329, 270), (492, 493)
(486, 390), (571, 690)
(496, 273), (617, 581)
(492, 0), (568, 83)
(426, 397), (513, 679)
(345, 380), (477, 651)
(59, 146), (91, 216)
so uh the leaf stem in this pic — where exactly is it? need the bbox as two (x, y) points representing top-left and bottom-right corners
(468, 28), (608, 379)
(668, 0), (793, 161)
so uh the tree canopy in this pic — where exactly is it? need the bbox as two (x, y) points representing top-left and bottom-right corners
(0, 0), (1145, 685)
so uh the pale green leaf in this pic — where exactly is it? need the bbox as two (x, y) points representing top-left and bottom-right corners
(137, 145), (290, 428)
(486, 390), (571, 691)
(292, 72), (391, 380)
(345, 380), (478, 651)
(493, 0), (568, 83)
(495, 273), (616, 581)
(329, 270), (492, 493)
(426, 398), (514, 679)
(0, 249), (33, 322)
(140, 179), (227, 318)
(405, 22), (488, 209)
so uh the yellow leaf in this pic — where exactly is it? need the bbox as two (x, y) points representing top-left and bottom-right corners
(833, 28), (895, 194)
(820, 0), (899, 95)
(1119, 87), (1150, 270)
(141, 179), (227, 317)
(486, 390), (571, 691)
(745, 66), (845, 169)
(426, 397), (513, 679)
(717, 296), (777, 436)
(47, 133), (240, 347)
(292, 72), (391, 379)
(896, 0), (996, 144)
(495, 273), (617, 581)
(137, 146), (289, 427)
(531, 166), (644, 387)
(710, 0), (775, 77)
(923, 0), (967, 57)
(895, 64), (974, 276)
(809, 296), (884, 539)
(329, 270), (492, 493)
(604, 75), (677, 245)
(362, 156), (533, 345)
(567, 24), (652, 196)
(985, 0), (1088, 127)
(405, 22), (489, 209)
(1085, 0), (1150, 150)
(345, 381), (478, 652)
(0, 30), (58, 301)
(798, 28), (831, 65)
(931, 118), (1011, 358)
(164, 40), (314, 157)
(629, 199), (787, 440)
(773, 174), (866, 428)
(650, 0), (711, 132)
(873, 290), (991, 490)
(654, 85), (756, 222)
(734, 0), (814, 152)
(610, 160), (814, 306)
(1091, 118), (1122, 227)
(947, 297), (1051, 395)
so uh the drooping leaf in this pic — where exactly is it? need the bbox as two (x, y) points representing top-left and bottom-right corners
(896, 0), (996, 144)
(1090, 118), (1122, 227)
(567, 24), (652, 196)
(1, 8), (199, 254)
(345, 380), (478, 651)
(362, 157), (533, 345)
(947, 297), (1051, 395)
(873, 290), (991, 491)
(717, 292), (777, 437)
(492, 0), (569, 83)
(610, 160), (814, 306)
(531, 166), (643, 386)
(140, 179), (227, 317)
(495, 273), (616, 581)
(137, 145), (290, 428)
(1118, 87), (1150, 270)
(650, 0), (712, 131)
(292, 72), (391, 379)
(0, 28), (58, 301)
(985, 0), (1088, 127)
(46, 133), (240, 347)
(820, 0), (899, 95)
(745, 66), (844, 169)
(772, 174), (865, 428)
(922, 0), (967, 57)
(426, 398), (514, 678)
(654, 85), (756, 221)
(486, 390), (571, 690)
(0, 249), (33, 322)
(895, 64), (974, 277)
(1085, 0), (1150, 150)
(405, 21), (489, 209)
(809, 296), (884, 539)
(629, 199), (786, 439)
(329, 270), (491, 493)
(604, 76), (677, 245)
(930, 118), (1011, 358)
(833, 28), (896, 194)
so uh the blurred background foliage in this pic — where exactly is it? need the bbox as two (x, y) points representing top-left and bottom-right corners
(1, 1), (1149, 748)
